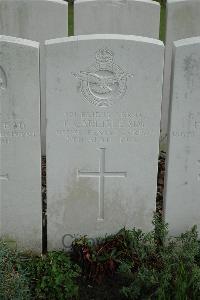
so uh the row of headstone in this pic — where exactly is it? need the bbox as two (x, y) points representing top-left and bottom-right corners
(1, 0), (200, 153)
(0, 33), (164, 252)
(2, 33), (200, 252)
(0, 0), (160, 154)
(0, 0), (163, 252)
(0, 0), (160, 38)
(0, 0), (200, 252)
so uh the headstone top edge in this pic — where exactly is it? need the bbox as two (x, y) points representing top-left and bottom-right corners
(0, 35), (39, 48)
(167, 0), (199, 4)
(41, 0), (68, 5)
(45, 34), (164, 47)
(75, 0), (160, 7)
(0, 0), (68, 5)
(173, 36), (200, 48)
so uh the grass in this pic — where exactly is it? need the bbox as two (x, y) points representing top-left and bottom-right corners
(159, 1), (166, 42)
(68, 1), (74, 36)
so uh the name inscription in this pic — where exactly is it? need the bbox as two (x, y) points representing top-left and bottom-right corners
(56, 111), (154, 144)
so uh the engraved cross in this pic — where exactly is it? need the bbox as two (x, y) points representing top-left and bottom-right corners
(78, 148), (127, 221)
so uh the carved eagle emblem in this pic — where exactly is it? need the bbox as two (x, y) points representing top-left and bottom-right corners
(73, 49), (133, 107)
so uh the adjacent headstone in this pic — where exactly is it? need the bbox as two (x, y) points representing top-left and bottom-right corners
(0, 35), (41, 252)
(0, 0), (68, 41)
(74, 0), (160, 39)
(164, 37), (200, 236)
(161, 0), (200, 150)
(0, 0), (68, 154)
(46, 35), (164, 250)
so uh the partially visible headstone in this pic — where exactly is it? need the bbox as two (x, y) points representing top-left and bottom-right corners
(164, 37), (200, 236)
(74, 0), (160, 39)
(0, 0), (68, 41)
(0, 35), (41, 252)
(0, 0), (68, 154)
(161, 0), (200, 150)
(46, 34), (164, 250)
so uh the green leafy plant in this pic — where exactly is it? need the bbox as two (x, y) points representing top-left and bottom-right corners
(72, 221), (159, 283)
(2, 215), (200, 299)
(72, 215), (200, 299)
(28, 251), (80, 300)
(0, 241), (30, 300)
(119, 223), (200, 299)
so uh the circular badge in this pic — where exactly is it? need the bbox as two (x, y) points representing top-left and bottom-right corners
(73, 49), (133, 108)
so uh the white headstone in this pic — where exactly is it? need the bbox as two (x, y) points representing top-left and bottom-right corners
(46, 35), (164, 250)
(161, 0), (200, 150)
(0, 0), (68, 41)
(74, 0), (160, 39)
(164, 37), (200, 236)
(0, 36), (41, 251)
(0, 0), (68, 154)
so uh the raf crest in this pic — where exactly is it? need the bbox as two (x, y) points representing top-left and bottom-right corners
(73, 49), (133, 108)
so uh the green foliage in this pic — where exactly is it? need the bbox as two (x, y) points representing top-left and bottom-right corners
(28, 251), (81, 299)
(72, 216), (200, 299)
(72, 215), (163, 284)
(1, 217), (200, 299)
(68, 1), (74, 36)
(0, 241), (30, 300)
(120, 224), (200, 299)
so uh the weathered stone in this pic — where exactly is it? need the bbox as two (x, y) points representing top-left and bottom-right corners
(0, 35), (41, 252)
(165, 37), (200, 236)
(0, 0), (68, 41)
(161, 0), (200, 150)
(46, 35), (164, 250)
(74, 0), (160, 38)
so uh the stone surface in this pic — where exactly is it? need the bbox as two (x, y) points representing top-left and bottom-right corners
(164, 37), (200, 236)
(74, 0), (160, 39)
(0, 0), (68, 41)
(46, 35), (164, 250)
(0, 35), (41, 252)
(0, 0), (68, 154)
(161, 0), (200, 150)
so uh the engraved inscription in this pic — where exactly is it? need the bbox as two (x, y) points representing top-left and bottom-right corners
(0, 117), (37, 144)
(0, 66), (7, 91)
(73, 49), (133, 107)
(56, 111), (154, 144)
(78, 148), (127, 221)
(172, 112), (200, 138)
